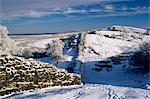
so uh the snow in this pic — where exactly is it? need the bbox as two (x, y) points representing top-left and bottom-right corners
(56, 34), (80, 71)
(82, 61), (149, 87)
(82, 34), (138, 61)
(1, 84), (150, 99)
(0, 25), (17, 55)
(78, 33), (149, 86)
(96, 30), (123, 36)
(56, 47), (78, 70)
(143, 36), (150, 42)
(109, 25), (147, 34)
(1, 26), (149, 98)
(34, 57), (52, 63)
(28, 38), (60, 48)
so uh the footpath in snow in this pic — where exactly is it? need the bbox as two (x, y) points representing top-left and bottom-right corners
(1, 84), (150, 99)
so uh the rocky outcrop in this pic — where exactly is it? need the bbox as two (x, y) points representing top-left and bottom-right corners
(0, 25), (17, 55)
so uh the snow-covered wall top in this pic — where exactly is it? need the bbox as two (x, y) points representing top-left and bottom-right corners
(0, 25), (16, 55)
(109, 25), (147, 34)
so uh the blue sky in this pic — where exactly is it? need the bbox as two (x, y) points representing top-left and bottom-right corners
(1, 0), (150, 34)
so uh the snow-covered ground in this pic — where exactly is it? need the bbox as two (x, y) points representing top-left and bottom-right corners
(1, 84), (150, 99)
(82, 61), (149, 87)
(34, 57), (52, 63)
(26, 34), (81, 71)
(77, 33), (149, 87)
(1, 26), (149, 99)
(28, 38), (60, 48)
(109, 25), (147, 34)
(81, 34), (139, 61)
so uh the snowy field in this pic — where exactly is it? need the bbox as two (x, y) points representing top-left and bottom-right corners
(1, 84), (150, 99)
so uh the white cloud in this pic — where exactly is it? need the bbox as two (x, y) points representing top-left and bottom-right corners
(2, 10), (63, 20)
(2, 0), (132, 11)
(89, 7), (150, 18)
(1, 3), (150, 20)
(105, 4), (114, 10)
(2, 0), (138, 20)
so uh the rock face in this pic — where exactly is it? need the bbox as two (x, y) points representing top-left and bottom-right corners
(0, 25), (16, 55)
